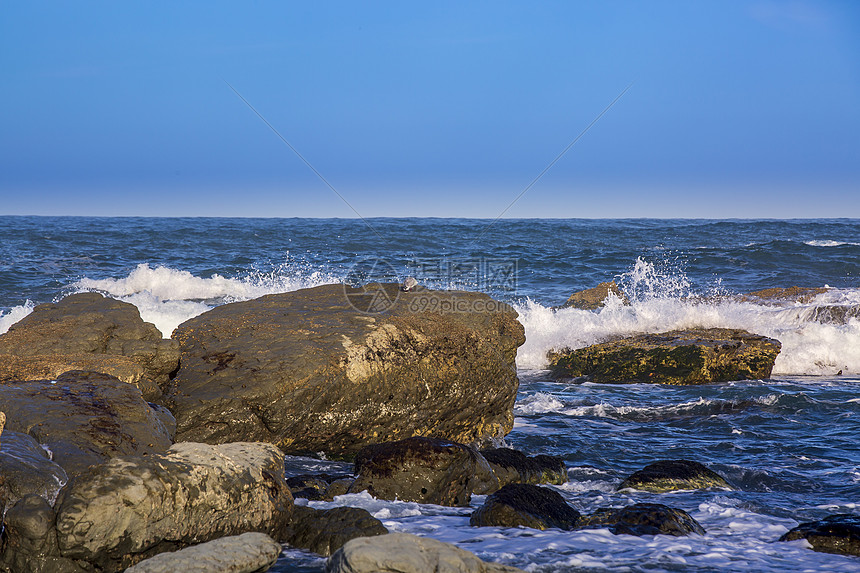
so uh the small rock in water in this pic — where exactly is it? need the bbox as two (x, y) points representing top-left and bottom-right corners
(469, 483), (581, 530)
(561, 281), (628, 310)
(779, 514), (860, 557)
(579, 503), (706, 537)
(618, 459), (732, 492)
(282, 505), (387, 557)
(480, 448), (567, 487)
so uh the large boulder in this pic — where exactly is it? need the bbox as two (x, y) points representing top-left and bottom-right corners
(0, 371), (174, 477)
(548, 328), (781, 384)
(326, 532), (526, 573)
(618, 460), (732, 492)
(561, 281), (628, 310)
(124, 532), (282, 573)
(166, 284), (525, 457)
(480, 448), (567, 487)
(0, 293), (179, 397)
(0, 431), (68, 513)
(779, 514), (860, 556)
(282, 505), (387, 557)
(51, 442), (293, 571)
(349, 437), (498, 507)
(469, 483), (581, 530)
(579, 503), (705, 536)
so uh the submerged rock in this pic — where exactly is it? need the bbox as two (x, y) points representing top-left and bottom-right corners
(480, 448), (567, 487)
(744, 286), (830, 304)
(51, 442), (293, 571)
(326, 532), (526, 573)
(282, 505), (387, 557)
(0, 371), (173, 477)
(0, 293), (179, 397)
(124, 532), (283, 573)
(548, 328), (781, 384)
(469, 483), (581, 530)
(349, 437), (498, 506)
(579, 503), (705, 536)
(167, 284), (524, 457)
(561, 281), (628, 310)
(779, 514), (860, 557)
(0, 431), (68, 513)
(618, 460), (732, 492)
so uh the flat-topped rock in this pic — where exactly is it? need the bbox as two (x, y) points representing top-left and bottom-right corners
(779, 514), (860, 557)
(561, 281), (628, 310)
(548, 328), (781, 384)
(167, 284), (525, 457)
(618, 460), (732, 492)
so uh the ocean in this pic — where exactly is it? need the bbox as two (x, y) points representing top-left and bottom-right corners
(1, 216), (859, 572)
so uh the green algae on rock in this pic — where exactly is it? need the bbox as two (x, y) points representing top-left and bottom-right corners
(618, 460), (732, 493)
(548, 328), (781, 384)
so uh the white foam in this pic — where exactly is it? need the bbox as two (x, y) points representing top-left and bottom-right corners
(514, 259), (860, 376)
(804, 240), (860, 247)
(71, 263), (339, 336)
(0, 301), (35, 334)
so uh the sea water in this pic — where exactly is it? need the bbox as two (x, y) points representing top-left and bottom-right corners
(1, 217), (858, 572)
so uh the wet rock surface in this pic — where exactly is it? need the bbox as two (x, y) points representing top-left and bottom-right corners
(561, 281), (628, 310)
(480, 448), (567, 487)
(50, 442), (292, 571)
(0, 293), (179, 397)
(548, 328), (781, 384)
(469, 483), (581, 530)
(618, 459), (732, 492)
(287, 473), (354, 501)
(779, 514), (860, 557)
(579, 503), (706, 536)
(123, 532), (283, 573)
(0, 494), (85, 573)
(0, 371), (174, 477)
(167, 284), (524, 457)
(349, 437), (499, 507)
(0, 431), (68, 513)
(326, 532), (526, 573)
(282, 505), (387, 557)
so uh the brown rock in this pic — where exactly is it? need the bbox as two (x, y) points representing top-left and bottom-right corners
(562, 282), (628, 310)
(744, 286), (829, 304)
(167, 284), (524, 457)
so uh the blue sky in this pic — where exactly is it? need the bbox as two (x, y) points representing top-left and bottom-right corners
(1, 1), (858, 218)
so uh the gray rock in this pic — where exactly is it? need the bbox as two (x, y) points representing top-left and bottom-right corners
(282, 505), (387, 556)
(53, 442), (293, 571)
(0, 293), (179, 397)
(470, 483), (581, 530)
(349, 437), (499, 506)
(166, 284), (524, 457)
(0, 431), (68, 512)
(124, 532), (282, 573)
(326, 532), (526, 573)
(0, 371), (173, 477)
(0, 495), (86, 573)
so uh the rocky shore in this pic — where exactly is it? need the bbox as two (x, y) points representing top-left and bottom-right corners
(0, 283), (854, 571)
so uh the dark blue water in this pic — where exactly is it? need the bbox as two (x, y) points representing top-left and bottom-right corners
(1, 216), (859, 571)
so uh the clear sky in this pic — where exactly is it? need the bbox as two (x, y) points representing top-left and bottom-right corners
(1, 1), (858, 218)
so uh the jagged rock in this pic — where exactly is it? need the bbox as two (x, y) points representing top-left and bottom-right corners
(123, 532), (283, 573)
(779, 514), (860, 556)
(561, 282), (628, 310)
(0, 353), (160, 401)
(0, 371), (173, 477)
(806, 305), (860, 325)
(548, 328), (781, 384)
(50, 442), (293, 571)
(0, 431), (68, 513)
(326, 532), (526, 573)
(166, 284), (524, 457)
(579, 503), (705, 536)
(282, 505), (387, 557)
(469, 483), (581, 530)
(0, 293), (179, 396)
(744, 286), (829, 304)
(0, 495), (85, 573)
(480, 448), (567, 487)
(618, 460), (732, 492)
(349, 437), (498, 507)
